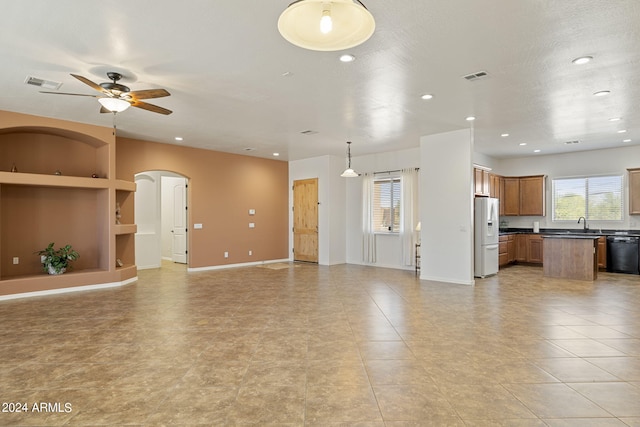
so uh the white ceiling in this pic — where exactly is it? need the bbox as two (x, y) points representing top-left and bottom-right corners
(1, 1), (639, 162)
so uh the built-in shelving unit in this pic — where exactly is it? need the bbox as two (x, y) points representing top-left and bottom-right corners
(0, 110), (137, 298)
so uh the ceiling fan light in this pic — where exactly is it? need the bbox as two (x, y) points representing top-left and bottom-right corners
(278, 0), (375, 51)
(98, 97), (131, 112)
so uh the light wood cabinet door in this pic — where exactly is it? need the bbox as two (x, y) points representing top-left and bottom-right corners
(519, 175), (546, 216)
(507, 235), (516, 263)
(489, 173), (501, 198)
(503, 178), (520, 216)
(528, 235), (543, 264)
(474, 168), (490, 196)
(515, 234), (528, 262)
(597, 236), (607, 269)
(499, 177), (505, 216)
(629, 169), (640, 215)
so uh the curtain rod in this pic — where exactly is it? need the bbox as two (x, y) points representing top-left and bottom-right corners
(373, 167), (419, 175)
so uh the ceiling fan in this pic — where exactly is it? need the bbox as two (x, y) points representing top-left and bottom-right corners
(40, 72), (172, 115)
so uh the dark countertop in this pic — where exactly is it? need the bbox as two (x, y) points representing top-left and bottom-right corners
(541, 234), (600, 240)
(499, 228), (640, 237)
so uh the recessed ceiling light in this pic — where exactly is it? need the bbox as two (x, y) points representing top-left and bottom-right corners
(421, 94), (433, 100)
(175, 137), (183, 141)
(339, 54), (356, 63)
(609, 117), (621, 122)
(273, 152), (280, 157)
(593, 90), (610, 97)
(519, 142), (527, 146)
(281, 71), (293, 77)
(623, 139), (632, 143)
(534, 149), (541, 153)
(501, 133), (509, 137)
(617, 129), (627, 134)
(572, 56), (593, 65)
(465, 116), (476, 121)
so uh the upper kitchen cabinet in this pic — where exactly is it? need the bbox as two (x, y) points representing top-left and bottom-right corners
(629, 168), (640, 215)
(519, 175), (546, 216)
(503, 178), (520, 215)
(474, 167), (490, 196)
(502, 175), (546, 216)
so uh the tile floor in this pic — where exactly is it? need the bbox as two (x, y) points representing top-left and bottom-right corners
(1, 262), (639, 426)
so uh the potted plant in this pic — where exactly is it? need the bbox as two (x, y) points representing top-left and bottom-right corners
(35, 242), (80, 275)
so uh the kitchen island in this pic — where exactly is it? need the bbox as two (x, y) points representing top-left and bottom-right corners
(542, 235), (600, 281)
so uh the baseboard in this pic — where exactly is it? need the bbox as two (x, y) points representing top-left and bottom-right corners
(187, 258), (291, 272)
(0, 276), (138, 301)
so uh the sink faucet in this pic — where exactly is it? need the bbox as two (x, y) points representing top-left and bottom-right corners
(577, 216), (589, 231)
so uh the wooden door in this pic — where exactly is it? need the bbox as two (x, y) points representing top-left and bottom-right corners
(515, 234), (527, 262)
(293, 178), (318, 263)
(528, 235), (543, 263)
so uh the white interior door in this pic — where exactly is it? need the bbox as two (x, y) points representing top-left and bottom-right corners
(171, 179), (187, 263)
(135, 173), (162, 269)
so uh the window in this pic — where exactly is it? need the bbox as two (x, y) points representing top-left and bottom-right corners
(373, 178), (401, 232)
(552, 175), (623, 221)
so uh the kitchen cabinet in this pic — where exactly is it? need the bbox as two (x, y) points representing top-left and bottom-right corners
(499, 235), (509, 267)
(499, 234), (516, 268)
(503, 178), (520, 216)
(507, 234), (516, 263)
(515, 234), (528, 262)
(629, 168), (640, 215)
(474, 167), (490, 196)
(597, 236), (607, 269)
(528, 234), (544, 264)
(513, 233), (543, 264)
(519, 175), (546, 216)
(490, 173), (501, 198)
(499, 177), (505, 216)
(502, 175), (546, 216)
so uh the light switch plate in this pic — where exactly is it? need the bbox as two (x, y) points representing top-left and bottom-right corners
(249, 222), (255, 228)
(194, 223), (203, 229)
(249, 209), (255, 215)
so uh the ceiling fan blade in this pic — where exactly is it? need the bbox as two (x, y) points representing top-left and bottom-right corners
(39, 91), (98, 97)
(71, 74), (109, 94)
(131, 100), (172, 115)
(99, 106), (111, 114)
(127, 88), (170, 100)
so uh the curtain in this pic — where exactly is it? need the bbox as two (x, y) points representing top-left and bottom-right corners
(362, 172), (376, 263)
(400, 168), (419, 266)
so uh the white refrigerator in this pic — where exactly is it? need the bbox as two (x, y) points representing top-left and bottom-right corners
(474, 197), (499, 278)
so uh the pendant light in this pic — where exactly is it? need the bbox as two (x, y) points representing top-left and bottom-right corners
(278, 0), (375, 51)
(340, 141), (358, 177)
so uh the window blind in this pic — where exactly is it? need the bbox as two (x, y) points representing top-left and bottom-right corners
(373, 178), (401, 232)
(552, 175), (623, 221)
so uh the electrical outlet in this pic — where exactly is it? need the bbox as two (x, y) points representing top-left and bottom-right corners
(249, 222), (255, 228)
(249, 250), (252, 256)
(224, 251), (229, 258)
(12, 257), (19, 265)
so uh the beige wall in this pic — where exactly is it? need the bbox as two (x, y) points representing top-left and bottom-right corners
(116, 137), (289, 268)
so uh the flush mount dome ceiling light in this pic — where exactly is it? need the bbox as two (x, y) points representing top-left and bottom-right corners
(278, 0), (375, 51)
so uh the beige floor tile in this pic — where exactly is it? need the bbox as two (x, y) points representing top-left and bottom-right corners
(358, 340), (416, 360)
(364, 359), (433, 385)
(568, 382), (640, 417)
(305, 385), (382, 423)
(548, 339), (627, 357)
(533, 358), (620, 382)
(543, 418), (629, 426)
(438, 383), (537, 420)
(373, 384), (457, 421)
(227, 385), (305, 425)
(585, 356), (640, 381)
(503, 383), (611, 418)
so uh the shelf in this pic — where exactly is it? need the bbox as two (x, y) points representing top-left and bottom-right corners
(115, 180), (136, 192)
(0, 171), (109, 189)
(114, 224), (137, 235)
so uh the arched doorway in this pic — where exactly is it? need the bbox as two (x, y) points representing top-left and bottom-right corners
(135, 171), (188, 269)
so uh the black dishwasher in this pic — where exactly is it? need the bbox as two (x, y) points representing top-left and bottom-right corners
(606, 236), (640, 274)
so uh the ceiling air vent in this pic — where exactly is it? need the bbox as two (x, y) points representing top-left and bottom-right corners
(300, 130), (318, 135)
(24, 76), (62, 90)
(463, 71), (488, 81)
(564, 140), (580, 145)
